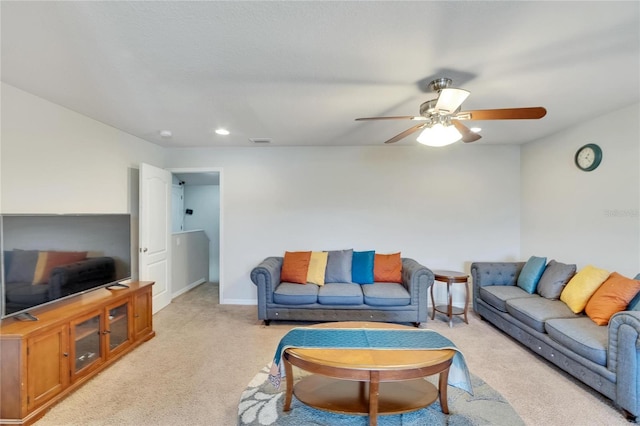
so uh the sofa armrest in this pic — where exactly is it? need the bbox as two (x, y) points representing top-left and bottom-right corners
(401, 258), (433, 321)
(608, 310), (640, 416)
(250, 257), (283, 320)
(470, 261), (525, 312)
(48, 257), (116, 299)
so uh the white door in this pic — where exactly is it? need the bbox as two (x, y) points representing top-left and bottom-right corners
(139, 163), (172, 313)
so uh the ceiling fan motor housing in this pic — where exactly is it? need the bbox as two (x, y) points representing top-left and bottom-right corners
(428, 78), (452, 93)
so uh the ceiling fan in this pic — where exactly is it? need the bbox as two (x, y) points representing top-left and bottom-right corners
(355, 78), (547, 146)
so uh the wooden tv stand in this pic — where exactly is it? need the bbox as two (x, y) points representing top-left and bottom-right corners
(0, 281), (155, 426)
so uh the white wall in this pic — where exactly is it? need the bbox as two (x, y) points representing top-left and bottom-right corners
(1, 83), (166, 279)
(521, 103), (640, 277)
(1, 83), (165, 213)
(183, 184), (220, 282)
(166, 144), (522, 304)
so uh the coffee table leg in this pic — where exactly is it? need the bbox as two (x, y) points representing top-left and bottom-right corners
(283, 354), (294, 412)
(369, 371), (380, 426)
(438, 366), (450, 414)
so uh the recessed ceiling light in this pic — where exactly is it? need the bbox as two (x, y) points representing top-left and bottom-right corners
(159, 130), (172, 138)
(470, 127), (482, 133)
(215, 128), (230, 136)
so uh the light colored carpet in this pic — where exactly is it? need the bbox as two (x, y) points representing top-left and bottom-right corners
(35, 282), (629, 426)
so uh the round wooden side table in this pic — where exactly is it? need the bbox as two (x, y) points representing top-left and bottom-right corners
(430, 270), (469, 327)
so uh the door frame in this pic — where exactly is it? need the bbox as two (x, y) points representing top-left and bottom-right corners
(167, 167), (223, 303)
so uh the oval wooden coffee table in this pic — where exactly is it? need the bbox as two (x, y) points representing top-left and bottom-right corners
(282, 322), (455, 426)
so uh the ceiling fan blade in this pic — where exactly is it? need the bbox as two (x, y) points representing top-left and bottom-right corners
(451, 120), (482, 143)
(456, 107), (547, 121)
(435, 88), (470, 114)
(384, 124), (425, 144)
(355, 116), (416, 121)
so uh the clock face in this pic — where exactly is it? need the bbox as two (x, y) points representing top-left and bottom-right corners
(575, 144), (602, 171)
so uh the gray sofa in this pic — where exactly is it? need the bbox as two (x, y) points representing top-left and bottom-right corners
(472, 261), (640, 420)
(251, 257), (434, 326)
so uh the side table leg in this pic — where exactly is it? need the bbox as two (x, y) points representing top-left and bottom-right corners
(447, 281), (453, 328)
(283, 353), (294, 412)
(369, 371), (380, 426)
(430, 282), (436, 320)
(463, 279), (469, 324)
(438, 366), (450, 414)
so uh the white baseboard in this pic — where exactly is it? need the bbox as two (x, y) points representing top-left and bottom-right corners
(172, 278), (206, 299)
(221, 298), (257, 305)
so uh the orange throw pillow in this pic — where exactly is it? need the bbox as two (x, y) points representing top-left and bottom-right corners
(585, 272), (640, 325)
(373, 252), (402, 283)
(281, 251), (311, 284)
(33, 251), (88, 284)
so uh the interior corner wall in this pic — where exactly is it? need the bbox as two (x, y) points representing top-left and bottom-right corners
(183, 184), (220, 283)
(521, 103), (640, 277)
(166, 144), (522, 304)
(0, 82), (165, 214)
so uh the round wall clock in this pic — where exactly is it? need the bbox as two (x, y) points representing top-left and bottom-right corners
(574, 143), (602, 172)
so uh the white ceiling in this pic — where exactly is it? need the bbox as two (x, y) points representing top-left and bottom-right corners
(1, 1), (638, 148)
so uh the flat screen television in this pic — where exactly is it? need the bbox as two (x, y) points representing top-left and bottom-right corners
(1, 214), (132, 320)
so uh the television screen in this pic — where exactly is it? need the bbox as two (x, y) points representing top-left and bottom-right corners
(1, 214), (132, 319)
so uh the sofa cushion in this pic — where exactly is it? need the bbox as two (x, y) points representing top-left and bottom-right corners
(517, 256), (547, 294)
(536, 260), (576, 300)
(5, 281), (50, 305)
(281, 251), (312, 284)
(318, 283), (363, 305)
(352, 250), (375, 284)
(273, 282), (318, 305)
(545, 317), (608, 366)
(560, 265), (610, 313)
(506, 297), (579, 333)
(585, 272), (640, 325)
(373, 253), (402, 283)
(479, 285), (535, 312)
(362, 282), (411, 306)
(306, 251), (328, 286)
(324, 249), (353, 283)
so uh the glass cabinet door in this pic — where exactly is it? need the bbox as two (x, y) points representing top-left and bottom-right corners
(72, 312), (102, 374)
(107, 301), (130, 354)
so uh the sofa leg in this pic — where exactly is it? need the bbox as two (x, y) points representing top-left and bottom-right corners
(263, 320), (271, 326)
(623, 409), (637, 422)
(413, 322), (420, 328)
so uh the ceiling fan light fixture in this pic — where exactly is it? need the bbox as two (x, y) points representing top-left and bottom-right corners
(416, 123), (462, 147)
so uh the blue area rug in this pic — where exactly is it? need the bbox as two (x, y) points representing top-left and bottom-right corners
(238, 364), (524, 426)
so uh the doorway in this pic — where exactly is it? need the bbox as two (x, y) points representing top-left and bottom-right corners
(169, 168), (222, 302)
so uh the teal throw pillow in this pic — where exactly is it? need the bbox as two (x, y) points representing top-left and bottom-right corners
(517, 256), (547, 294)
(627, 273), (640, 310)
(352, 250), (375, 284)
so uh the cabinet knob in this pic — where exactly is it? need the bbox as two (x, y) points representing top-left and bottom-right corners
(102, 330), (111, 335)
(63, 352), (69, 357)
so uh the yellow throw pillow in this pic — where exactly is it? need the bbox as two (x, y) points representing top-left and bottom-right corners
(306, 251), (329, 286)
(560, 265), (610, 313)
(585, 272), (640, 325)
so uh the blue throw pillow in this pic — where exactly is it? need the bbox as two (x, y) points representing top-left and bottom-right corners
(628, 273), (640, 310)
(517, 256), (547, 294)
(324, 249), (353, 283)
(352, 250), (375, 284)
